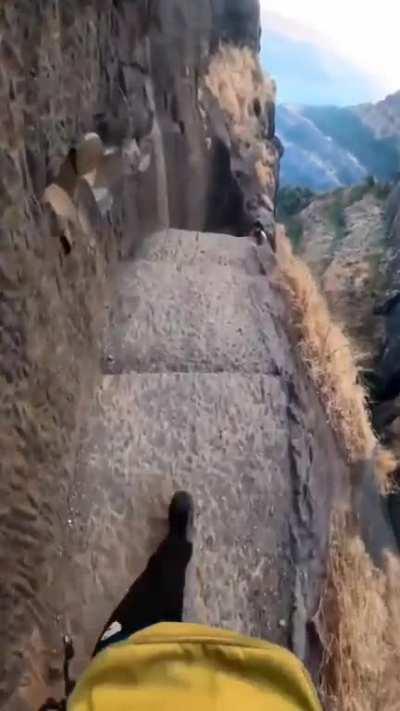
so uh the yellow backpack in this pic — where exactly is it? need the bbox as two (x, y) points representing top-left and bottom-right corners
(69, 623), (321, 711)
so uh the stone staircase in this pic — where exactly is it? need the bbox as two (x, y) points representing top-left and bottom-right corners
(62, 228), (347, 673)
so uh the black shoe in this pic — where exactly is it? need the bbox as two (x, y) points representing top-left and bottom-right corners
(168, 491), (194, 541)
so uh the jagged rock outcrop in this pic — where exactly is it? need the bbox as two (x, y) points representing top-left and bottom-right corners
(371, 183), (400, 458)
(1, 2), (349, 709)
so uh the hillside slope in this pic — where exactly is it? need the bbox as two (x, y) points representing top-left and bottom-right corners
(280, 179), (400, 468)
(278, 95), (400, 191)
(282, 184), (388, 363)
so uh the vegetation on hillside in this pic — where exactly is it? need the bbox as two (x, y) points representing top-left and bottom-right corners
(326, 193), (347, 242)
(277, 186), (315, 219)
(319, 516), (400, 711)
(276, 225), (396, 477)
(345, 175), (392, 206)
(277, 187), (315, 248)
(277, 177), (392, 249)
(205, 45), (276, 192)
(302, 105), (400, 182)
(276, 227), (399, 710)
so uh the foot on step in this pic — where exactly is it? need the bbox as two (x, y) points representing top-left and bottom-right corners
(168, 491), (194, 542)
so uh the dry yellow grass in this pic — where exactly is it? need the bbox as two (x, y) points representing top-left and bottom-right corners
(319, 518), (400, 711)
(276, 226), (398, 488)
(374, 446), (398, 493)
(205, 45), (276, 193)
(276, 225), (378, 464)
(277, 225), (400, 707)
(275, 224), (400, 708)
(255, 159), (272, 189)
(205, 44), (275, 129)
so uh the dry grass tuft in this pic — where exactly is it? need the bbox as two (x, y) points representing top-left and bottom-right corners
(275, 224), (400, 709)
(276, 226), (377, 464)
(205, 45), (276, 190)
(255, 160), (273, 189)
(319, 518), (400, 710)
(374, 445), (399, 493)
(276, 225), (398, 487)
(277, 223), (400, 704)
(205, 44), (275, 129)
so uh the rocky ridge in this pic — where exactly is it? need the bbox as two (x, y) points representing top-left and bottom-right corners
(354, 90), (400, 140)
(278, 97), (400, 192)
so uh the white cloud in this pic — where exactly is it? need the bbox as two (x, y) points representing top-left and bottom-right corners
(260, 1), (400, 96)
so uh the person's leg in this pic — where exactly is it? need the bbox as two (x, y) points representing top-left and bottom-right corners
(93, 491), (193, 655)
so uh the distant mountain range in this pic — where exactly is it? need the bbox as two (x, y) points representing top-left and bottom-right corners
(277, 92), (400, 192)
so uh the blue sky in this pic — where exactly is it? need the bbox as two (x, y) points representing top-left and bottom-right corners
(261, 30), (381, 106)
(260, 4), (399, 107)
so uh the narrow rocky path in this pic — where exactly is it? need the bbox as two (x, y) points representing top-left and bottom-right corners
(53, 229), (347, 683)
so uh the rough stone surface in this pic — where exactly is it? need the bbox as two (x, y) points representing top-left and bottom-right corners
(71, 371), (294, 648)
(58, 230), (348, 695)
(3, 221), (351, 709)
(134, 228), (263, 273)
(103, 260), (291, 375)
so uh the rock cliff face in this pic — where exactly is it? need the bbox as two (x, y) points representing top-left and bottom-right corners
(372, 184), (400, 468)
(0, 2), (350, 709)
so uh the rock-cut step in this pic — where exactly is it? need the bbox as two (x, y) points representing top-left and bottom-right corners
(67, 371), (294, 659)
(104, 259), (289, 375)
(134, 228), (263, 275)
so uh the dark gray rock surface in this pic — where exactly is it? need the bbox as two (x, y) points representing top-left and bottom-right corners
(369, 185), (400, 544)
(212, 0), (261, 50)
(371, 183), (400, 404)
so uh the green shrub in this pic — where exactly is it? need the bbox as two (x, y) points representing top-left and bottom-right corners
(286, 216), (304, 249)
(326, 197), (347, 241)
(277, 186), (315, 220)
(345, 176), (391, 207)
(346, 183), (369, 206)
(373, 182), (391, 200)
